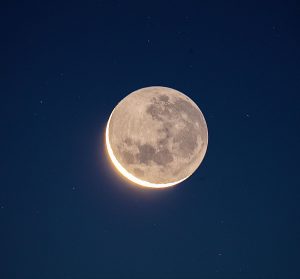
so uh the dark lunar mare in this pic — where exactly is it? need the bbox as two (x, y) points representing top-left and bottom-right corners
(119, 94), (202, 171)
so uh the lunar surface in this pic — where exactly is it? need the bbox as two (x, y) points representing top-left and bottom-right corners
(106, 86), (208, 188)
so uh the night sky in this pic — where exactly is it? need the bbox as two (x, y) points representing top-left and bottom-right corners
(1, 1), (300, 278)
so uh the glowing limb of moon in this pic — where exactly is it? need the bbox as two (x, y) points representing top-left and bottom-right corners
(105, 110), (187, 188)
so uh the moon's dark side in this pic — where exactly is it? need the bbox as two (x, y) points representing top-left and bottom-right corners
(107, 86), (208, 185)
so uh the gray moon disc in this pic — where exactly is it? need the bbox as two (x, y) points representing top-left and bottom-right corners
(107, 86), (208, 185)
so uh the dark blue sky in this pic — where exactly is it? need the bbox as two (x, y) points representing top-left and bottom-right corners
(1, 1), (300, 278)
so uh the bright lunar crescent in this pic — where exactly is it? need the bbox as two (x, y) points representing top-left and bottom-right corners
(106, 86), (208, 188)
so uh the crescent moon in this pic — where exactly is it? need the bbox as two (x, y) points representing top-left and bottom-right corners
(105, 86), (208, 189)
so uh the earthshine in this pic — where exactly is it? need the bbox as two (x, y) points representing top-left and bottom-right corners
(105, 86), (208, 188)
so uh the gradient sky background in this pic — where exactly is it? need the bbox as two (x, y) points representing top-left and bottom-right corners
(1, 1), (300, 278)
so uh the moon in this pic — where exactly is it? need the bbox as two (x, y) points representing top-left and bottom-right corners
(105, 86), (208, 188)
